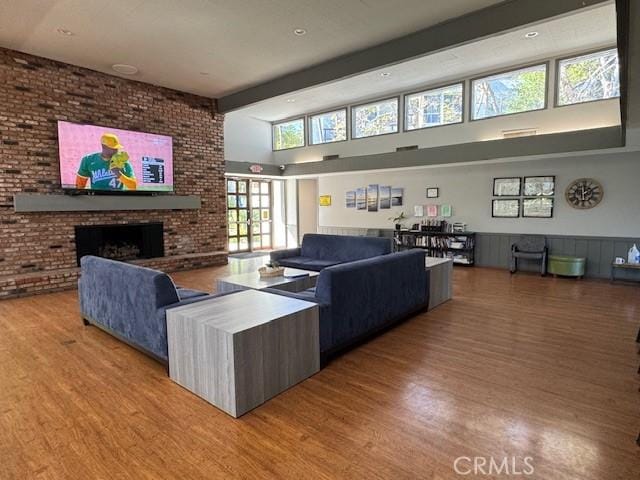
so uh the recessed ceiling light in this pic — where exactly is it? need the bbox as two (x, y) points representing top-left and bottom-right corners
(286, 98), (296, 103)
(524, 31), (539, 39)
(380, 72), (391, 77)
(199, 72), (209, 76)
(56, 28), (75, 36)
(112, 64), (139, 75)
(293, 28), (307, 36)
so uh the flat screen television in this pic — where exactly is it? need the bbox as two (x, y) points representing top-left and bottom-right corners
(58, 121), (174, 193)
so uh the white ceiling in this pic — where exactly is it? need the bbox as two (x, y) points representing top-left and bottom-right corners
(233, 2), (617, 122)
(0, 0), (504, 97)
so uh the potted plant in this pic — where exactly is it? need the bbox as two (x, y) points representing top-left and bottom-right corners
(389, 211), (407, 230)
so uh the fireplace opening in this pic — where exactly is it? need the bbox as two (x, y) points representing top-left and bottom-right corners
(74, 222), (164, 266)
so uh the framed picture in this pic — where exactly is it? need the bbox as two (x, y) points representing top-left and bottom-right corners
(524, 176), (555, 196)
(440, 204), (452, 217)
(522, 197), (554, 218)
(391, 187), (403, 206)
(426, 187), (439, 198)
(319, 195), (331, 207)
(367, 184), (378, 212)
(345, 191), (355, 208)
(426, 204), (438, 217)
(356, 188), (366, 210)
(414, 205), (424, 217)
(492, 199), (520, 218)
(379, 185), (391, 209)
(493, 177), (521, 196)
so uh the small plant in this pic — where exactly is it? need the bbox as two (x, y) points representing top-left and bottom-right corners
(389, 211), (407, 230)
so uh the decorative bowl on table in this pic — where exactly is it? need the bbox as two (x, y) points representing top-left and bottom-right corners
(258, 265), (285, 278)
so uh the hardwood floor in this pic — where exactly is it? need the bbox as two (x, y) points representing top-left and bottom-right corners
(1, 262), (638, 479)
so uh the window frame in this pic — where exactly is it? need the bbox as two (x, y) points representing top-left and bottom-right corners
(350, 95), (401, 140)
(554, 46), (620, 108)
(469, 62), (549, 122)
(308, 107), (349, 146)
(271, 116), (306, 151)
(403, 81), (465, 133)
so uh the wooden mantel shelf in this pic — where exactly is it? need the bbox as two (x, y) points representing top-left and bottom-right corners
(13, 194), (201, 212)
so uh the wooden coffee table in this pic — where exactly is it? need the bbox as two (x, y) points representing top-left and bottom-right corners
(215, 267), (319, 293)
(167, 289), (319, 418)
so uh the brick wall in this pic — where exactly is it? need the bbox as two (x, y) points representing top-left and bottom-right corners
(0, 47), (227, 298)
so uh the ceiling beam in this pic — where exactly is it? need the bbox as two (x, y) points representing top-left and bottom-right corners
(217, 0), (610, 113)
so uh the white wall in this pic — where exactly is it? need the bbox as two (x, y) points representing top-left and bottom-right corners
(297, 179), (319, 239)
(224, 112), (273, 164)
(317, 151), (640, 238)
(275, 99), (621, 164)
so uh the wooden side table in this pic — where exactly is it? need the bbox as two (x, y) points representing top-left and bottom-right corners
(167, 289), (319, 418)
(610, 263), (640, 283)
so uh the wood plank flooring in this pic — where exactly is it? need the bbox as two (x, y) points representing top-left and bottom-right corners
(0, 261), (638, 479)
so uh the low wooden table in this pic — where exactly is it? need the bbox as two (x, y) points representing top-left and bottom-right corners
(216, 268), (319, 293)
(610, 262), (640, 283)
(425, 257), (453, 310)
(167, 289), (319, 418)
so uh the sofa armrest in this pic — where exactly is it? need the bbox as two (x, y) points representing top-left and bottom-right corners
(270, 247), (301, 263)
(262, 287), (319, 304)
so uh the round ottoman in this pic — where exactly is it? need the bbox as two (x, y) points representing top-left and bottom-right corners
(548, 255), (586, 278)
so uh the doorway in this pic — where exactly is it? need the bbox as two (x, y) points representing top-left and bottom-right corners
(227, 178), (272, 252)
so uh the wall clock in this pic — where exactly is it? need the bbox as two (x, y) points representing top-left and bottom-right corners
(565, 178), (603, 209)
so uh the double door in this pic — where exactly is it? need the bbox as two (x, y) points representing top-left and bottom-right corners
(227, 178), (272, 252)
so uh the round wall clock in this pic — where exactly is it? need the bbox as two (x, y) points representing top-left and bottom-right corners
(565, 178), (603, 209)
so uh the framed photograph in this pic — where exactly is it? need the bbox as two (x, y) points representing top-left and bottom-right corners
(345, 191), (356, 208)
(524, 176), (555, 196)
(379, 185), (391, 209)
(492, 199), (520, 218)
(440, 204), (452, 217)
(367, 184), (378, 212)
(522, 197), (554, 218)
(319, 195), (331, 207)
(414, 205), (424, 217)
(356, 188), (366, 210)
(391, 187), (403, 206)
(493, 177), (521, 196)
(426, 187), (439, 198)
(426, 204), (438, 217)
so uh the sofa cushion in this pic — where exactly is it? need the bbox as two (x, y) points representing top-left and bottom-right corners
(278, 256), (341, 271)
(177, 287), (208, 301)
(300, 234), (391, 262)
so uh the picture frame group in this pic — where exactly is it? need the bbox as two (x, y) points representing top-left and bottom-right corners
(346, 185), (403, 211)
(492, 176), (555, 218)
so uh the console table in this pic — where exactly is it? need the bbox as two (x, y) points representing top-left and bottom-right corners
(610, 263), (640, 283)
(166, 289), (319, 418)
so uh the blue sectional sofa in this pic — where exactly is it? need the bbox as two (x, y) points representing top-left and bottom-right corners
(270, 233), (392, 271)
(266, 249), (429, 360)
(78, 255), (224, 363)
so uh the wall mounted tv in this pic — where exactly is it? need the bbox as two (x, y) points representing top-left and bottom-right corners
(58, 121), (174, 193)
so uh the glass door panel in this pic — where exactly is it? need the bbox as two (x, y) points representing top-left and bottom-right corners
(227, 178), (250, 252)
(227, 178), (272, 252)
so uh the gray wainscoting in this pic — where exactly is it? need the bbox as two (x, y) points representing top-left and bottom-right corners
(317, 226), (640, 280)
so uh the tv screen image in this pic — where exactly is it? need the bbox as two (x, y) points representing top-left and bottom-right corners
(58, 121), (174, 192)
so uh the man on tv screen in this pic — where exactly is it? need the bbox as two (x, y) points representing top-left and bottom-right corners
(75, 133), (137, 190)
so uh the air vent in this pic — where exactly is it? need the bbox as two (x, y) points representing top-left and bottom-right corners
(396, 145), (418, 152)
(323, 154), (340, 161)
(502, 128), (537, 139)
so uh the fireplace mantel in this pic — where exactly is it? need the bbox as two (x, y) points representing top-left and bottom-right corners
(13, 194), (201, 212)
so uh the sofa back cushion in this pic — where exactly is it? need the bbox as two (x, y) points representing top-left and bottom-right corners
(314, 249), (427, 350)
(300, 234), (391, 262)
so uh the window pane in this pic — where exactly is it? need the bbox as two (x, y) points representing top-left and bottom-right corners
(252, 223), (260, 235)
(227, 195), (237, 208)
(272, 118), (304, 150)
(238, 195), (247, 208)
(309, 109), (347, 145)
(261, 209), (270, 221)
(472, 64), (547, 120)
(228, 238), (238, 251)
(260, 195), (269, 208)
(227, 210), (237, 222)
(251, 182), (260, 194)
(352, 98), (399, 139)
(251, 195), (260, 207)
(261, 222), (271, 234)
(238, 182), (247, 194)
(228, 223), (237, 236)
(252, 235), (261, 248)
(252, 209), (261, 222)
(238, 210), (247, 222)
(239, 223), (248, 236)
(227, 180), (236, 193)
(405, 83), (463, 130)
(558, 49), (619, 106)
(239, 237), (249, 250)
(260, 182), (269, 194)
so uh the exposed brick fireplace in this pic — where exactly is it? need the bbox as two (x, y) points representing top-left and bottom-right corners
(74, 223), (165, 266)
(0, 47), (228, 298)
